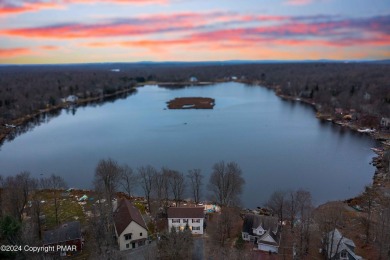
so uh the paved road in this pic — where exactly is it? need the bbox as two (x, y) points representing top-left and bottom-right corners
(192, 236), (204, 260)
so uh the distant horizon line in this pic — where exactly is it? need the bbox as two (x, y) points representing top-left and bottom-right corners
(0, 59), (389, 66)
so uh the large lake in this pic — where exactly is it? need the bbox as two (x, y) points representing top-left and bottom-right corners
(0, 82), (377, 208)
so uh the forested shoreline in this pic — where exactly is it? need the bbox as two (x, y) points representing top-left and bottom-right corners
(0, 62), (389, 259)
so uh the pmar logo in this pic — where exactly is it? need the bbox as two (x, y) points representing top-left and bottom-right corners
(57, 245), (77, 251)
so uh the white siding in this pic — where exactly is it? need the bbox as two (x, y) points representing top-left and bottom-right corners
(242, 232), (250, 241)
(168, 218), (204, 234)
(253, 226), (265, 236)
(117, 221), (148, 251)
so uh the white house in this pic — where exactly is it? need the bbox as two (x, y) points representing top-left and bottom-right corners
(167, 207), (204, 235)
(325, 229), (362, 260)
(381, 117), (390, 129)
(64, 95), (78, 103)
(242, 214), (281, 253)
(113, 199), (148, 251)
(189, 76), (198, 82)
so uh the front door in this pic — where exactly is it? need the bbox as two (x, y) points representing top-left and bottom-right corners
(132, 242), (136, 248)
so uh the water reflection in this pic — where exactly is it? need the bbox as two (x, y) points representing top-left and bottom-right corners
(0, 88), (137, 146)
(0, 83), (377, 208)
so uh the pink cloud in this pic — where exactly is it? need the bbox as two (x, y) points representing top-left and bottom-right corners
(0, 0), (167, 15)
(285, 0), (313, 6)
(0, 47), (31, 57)
(40, 45), (59, 50)
(0, 2), (62, 15)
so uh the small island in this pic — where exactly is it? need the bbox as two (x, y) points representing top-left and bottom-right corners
(167, 97), (215, 109)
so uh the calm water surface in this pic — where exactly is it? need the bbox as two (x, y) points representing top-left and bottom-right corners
(0, 83), (377, 207)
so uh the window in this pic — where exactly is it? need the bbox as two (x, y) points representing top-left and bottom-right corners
(192, 226), (200, 230)
(340, 251), (348, 259)
(183, 219), (188, 223)
(126, 243), (130, 248)
(124, 233), (132, 240)
(138, 241), (145, 246)
(172, 219), (180, 223)
(192, 219), (200, 223)
(140, 232), (143, 236)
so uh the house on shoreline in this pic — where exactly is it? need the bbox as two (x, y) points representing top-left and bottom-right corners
(324, 229), (362, 260)
(167, 207), (205, 235)
(113, 199), (148, 251)
(242, 214), (281, 253)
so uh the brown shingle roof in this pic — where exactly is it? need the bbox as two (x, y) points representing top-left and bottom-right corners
(113, 199), (147, 236)
(167, 207), (204, 218)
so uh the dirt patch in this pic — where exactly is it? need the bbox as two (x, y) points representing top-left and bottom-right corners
(167, 97), (215, 109)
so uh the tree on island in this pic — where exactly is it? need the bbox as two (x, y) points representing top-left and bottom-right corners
(208, 161), (245, 207)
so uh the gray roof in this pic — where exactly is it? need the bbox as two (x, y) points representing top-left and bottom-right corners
(242, 214), (279, 236)
(243, 214), (281, 246)
(326, 229), (362, 260)
(43, 221), (82, 245)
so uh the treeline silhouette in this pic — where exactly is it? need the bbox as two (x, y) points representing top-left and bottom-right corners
(0, 62), (389, 126)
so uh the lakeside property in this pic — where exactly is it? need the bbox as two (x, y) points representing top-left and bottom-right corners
(0, 64), (389, 259)
(0, 82), (380, 209)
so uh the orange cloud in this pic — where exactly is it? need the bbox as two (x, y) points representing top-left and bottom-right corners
(0, 47), (31, 57)
(0, 0), (167, 15)
(66, 0), (168, 4)
(40, 45), (59, 50)
(0, 2), (61, 15)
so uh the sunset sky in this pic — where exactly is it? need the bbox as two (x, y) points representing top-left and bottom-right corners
(0, 0), (389, 64)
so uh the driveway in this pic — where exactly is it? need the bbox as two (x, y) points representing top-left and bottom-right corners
(192, 236), (204, 260)
(120, 241), (157, 260)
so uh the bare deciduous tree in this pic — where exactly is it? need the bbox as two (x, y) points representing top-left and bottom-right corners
(361, 185), (376, 245)
(266, 190), (287, 228)
(3, 172), (35, 221)
(208, 161), (245, 206)
(294, 189), (313, 257)
(119, 164), (137, 197)
(40, 174), (67, 225)
(153, 169), (170, 215)
(95, 158), (121, 210)
(208, 207), (241, 248)
(158, 226), (193, 259)
(376, 201), (390, 259)
(169, 170), (186, 207)
(314, 203), (345, 260)
(187, 169), (203, 204)
(138, 165), (156, 212)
